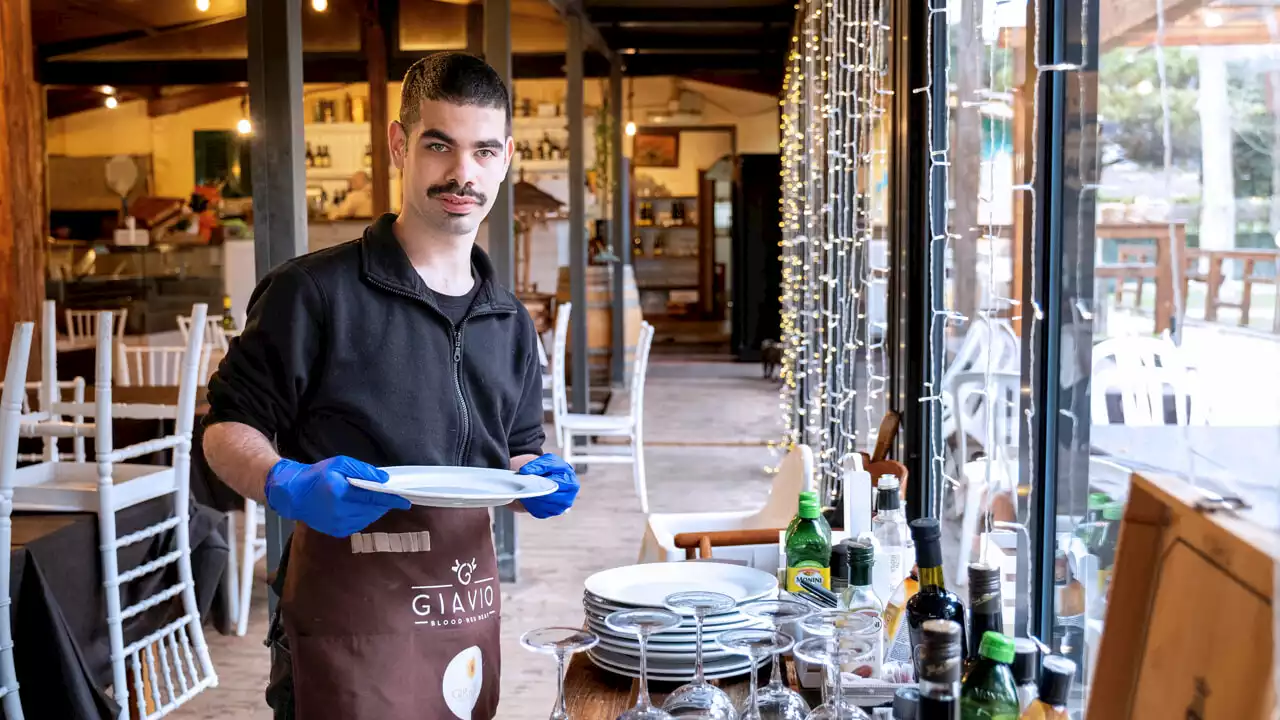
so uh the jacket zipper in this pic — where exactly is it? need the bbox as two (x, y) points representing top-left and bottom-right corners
(364, 275), (502, 466)
(451, 322), (471, 466)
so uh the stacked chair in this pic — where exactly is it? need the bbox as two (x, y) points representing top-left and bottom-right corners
(2, 303), (218, 719)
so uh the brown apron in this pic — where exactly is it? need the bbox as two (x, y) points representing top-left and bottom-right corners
(281, 505), (502, 719)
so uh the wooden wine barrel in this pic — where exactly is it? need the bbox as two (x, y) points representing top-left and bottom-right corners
(555, 264), (644, 381)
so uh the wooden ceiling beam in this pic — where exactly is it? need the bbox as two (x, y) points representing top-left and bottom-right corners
(146, 84), (248, 117)
(588, 6), (793, 23)
(39, 15), (242, 60)
(542, 0), (614, 59)
(603, 28), (788, 50)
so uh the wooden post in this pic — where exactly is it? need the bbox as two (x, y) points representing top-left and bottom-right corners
(567, 15), (589, 413)
(485, 0), (515, 289)
(466, 4), (484, 56)
(247, 0), (307, 612)
(362, 2), (391, 217)
(0, 0), (45, 364)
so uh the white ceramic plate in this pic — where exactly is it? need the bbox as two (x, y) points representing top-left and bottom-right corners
(586, 649), (760, 682)
(582, 593), (749, 625)
(585, 652), (755, 683)
(583, 563), (778, 607)
(593, 634), (733, 660)
(349, 466), (556, 508)
(584, 616), (767, 646)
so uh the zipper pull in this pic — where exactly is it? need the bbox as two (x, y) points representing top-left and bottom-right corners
(454, 329), (463, 363)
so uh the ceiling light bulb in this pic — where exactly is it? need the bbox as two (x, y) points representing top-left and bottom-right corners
(100, 85), (116, 95)
(237, 118), (252, 135)
(625, 121), (637, 137)
(195, 0), (210, 11)
(312, 0), (328, 10)
(105, 96), (119, 109)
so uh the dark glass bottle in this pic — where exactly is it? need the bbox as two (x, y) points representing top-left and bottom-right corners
(960, 632), (1019, 720)
(1018, 655), (1075, 720)
(967, 563), (1003, 668)
(894, 686), (920, 719)
(917, 619), (962, 720)
(1012, 638), (1040, 713)
(907, 519), (968, 675)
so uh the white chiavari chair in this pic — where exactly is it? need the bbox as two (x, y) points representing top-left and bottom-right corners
(560, 322), (656, 513)
(0, 323), (34, 719)
(550, 303), (572, 450)
(65, 307), (128, 347)
(14, 307), (218, 719)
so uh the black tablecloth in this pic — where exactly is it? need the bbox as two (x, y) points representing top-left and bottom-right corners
(8, 500), (229, 720)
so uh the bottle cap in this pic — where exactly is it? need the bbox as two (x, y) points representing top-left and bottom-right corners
(877, 476), (902, 510)
(1102, 503), (1124, 521)
(1087, 492), (1111, 509)
(1012, 638), (1041, 686)
(1038, 655), (1076, 707)
(847, 540), (875, 566)
(968, 563), (1002, 600)
(798, 497), (821, 519)
(917, 619), (963, 685)
(830, 542), (851, 581)
(909, 518), (941, 542)
(978, 631), (1015, 665)
(878, 474), (900, 491)
(892, 686), (919, 719)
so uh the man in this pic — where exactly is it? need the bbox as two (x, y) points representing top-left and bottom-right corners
(203, 53), (578, 719)
(327, 170), (373, 219)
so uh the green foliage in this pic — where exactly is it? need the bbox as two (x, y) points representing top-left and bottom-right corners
(1098, 47), (1201, 168)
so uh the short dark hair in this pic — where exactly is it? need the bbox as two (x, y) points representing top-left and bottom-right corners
(399, 52), (511, 133)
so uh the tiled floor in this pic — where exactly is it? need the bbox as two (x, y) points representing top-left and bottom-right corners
(174, 360), (784, 718)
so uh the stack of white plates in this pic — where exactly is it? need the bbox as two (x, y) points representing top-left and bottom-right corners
(582, 563), (779, 682)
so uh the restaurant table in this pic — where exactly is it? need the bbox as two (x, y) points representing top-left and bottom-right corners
(1089, 424), (1279, 531)
(8, 498), (228, 719)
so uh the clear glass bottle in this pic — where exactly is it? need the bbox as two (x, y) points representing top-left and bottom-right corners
(840, 541), (884, 617)
(873, 474), (914, 597)
(1017, 656), (1074, 720)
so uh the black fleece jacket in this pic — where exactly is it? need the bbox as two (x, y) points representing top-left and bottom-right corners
(204, 214), (545, 471)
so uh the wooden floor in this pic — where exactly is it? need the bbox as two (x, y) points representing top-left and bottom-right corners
(174, 359), (784, 719)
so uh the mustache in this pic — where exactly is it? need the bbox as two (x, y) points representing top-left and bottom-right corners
(427, 182), (486, 205)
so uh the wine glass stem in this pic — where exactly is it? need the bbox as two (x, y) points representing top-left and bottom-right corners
(551, 650), (568, 720)
(769, 650), (783, 688)
(833, 642), (844, 720)
(747, 650), (761, 716)
(636, 630), (652, 708)
(693, 610), (706, 684)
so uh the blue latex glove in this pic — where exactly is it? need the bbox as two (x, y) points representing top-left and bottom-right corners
(265, 456), (411, 538)
(516, 453), (579, 519)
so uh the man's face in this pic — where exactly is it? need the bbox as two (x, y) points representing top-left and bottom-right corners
(390, 99), (513, 237)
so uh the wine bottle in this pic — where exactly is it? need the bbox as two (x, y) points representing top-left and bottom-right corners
(1017, 656), (1074, 720)
(305, 142), (315, 169)
(959, 632), (1019, 720)
(967, 563), (1003, 669)
(220, 296), (236, 331)
(917, 619), (962, 720)
(907, 519), (968, 676)
(894, 686), (920, 720)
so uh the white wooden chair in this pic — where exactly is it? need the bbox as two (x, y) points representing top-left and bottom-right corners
(639, 444), (816, 567)
(560, 322), (655, 513)
(4, 379), (86, 463)
(13, 308), (218, 719)
(65, 307), (128, 347)
(0, 323), (34, 719)
(550, 303), (572, 449)
(537, 332), (554, 414)
(1090, 335), (1207, 426)
(117, 346), (204, 388)
(176, 314), (228, 383)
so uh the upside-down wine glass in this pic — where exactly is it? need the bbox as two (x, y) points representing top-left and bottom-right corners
(520, 626), (601, 720)
(717, 629), (794, 720)
(605, 609), (683, 720)
(798, 611), (879, 720)
(660, 591), (739, 719)
(790, 638), (871, 720)
(738, 599), (813, 718)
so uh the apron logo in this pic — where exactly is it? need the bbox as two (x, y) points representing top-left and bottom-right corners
(452, 558), (478, 585)
(411, 557), (497, 628)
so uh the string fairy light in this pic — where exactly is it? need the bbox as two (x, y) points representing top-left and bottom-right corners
(775, 0), (893, 507)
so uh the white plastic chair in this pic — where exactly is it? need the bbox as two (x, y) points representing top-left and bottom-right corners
(639, 444), (816, 567)
(950, 370), (1022, 577)
(940, 319), (1020, 445)
(550, 303), (572, 450)
(0, 323), (34, 719)
(65, 307), (128, 346)
(560, 322), (655, 513)
(226, 500), (267, 637)
(1090, 335), (1207, 425)
(13, 308), (218, 719)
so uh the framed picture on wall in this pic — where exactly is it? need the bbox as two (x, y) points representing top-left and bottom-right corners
(633, 129), (680, 167)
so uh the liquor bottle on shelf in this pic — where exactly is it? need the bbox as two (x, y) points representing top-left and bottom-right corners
(959, 632), (1019, 720)
(1017, 656), (1074, 720)
(305, 142), (315, 169)
(784, 491), (832, 592)
(1012, 639), (1040, 714)
(874, 474), (914, 597)
(343, 92), (354, 123)
(917, 619), (962, 720)
(220, 296), (236, 331)
(966, 563), (1004, 670)
(894, 687), (920, 720)
(364, 144), (373, 168)
(906, 519), (967, 674)
(320, 146), (331, 168)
